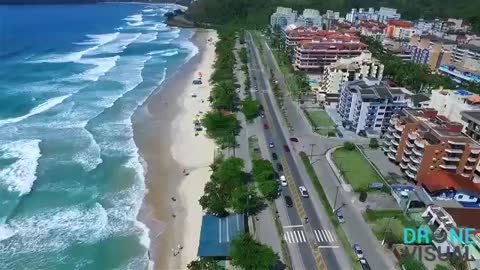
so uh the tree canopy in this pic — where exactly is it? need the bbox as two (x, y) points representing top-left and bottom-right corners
(202, 111), (239, 148)
(252, 159), (280, 201)
(241, 97), (261, 121)
(187, 258), (225, 270)
(230, 233), (278, 270)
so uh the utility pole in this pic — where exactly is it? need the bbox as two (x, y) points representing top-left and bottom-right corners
(309, 143), (316, 161)
(333, 185), (340, 212)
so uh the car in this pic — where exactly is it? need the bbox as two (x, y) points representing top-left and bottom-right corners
(289, 137), (299, 142)
(260, 112), (265, 118)
(280, 175), (287, 186)
(335, 210), (345, 223)
(263, 123), (269, 129)
(276, 163), (283, 171)
(353, 244), (364, 259)
(283, 144), (290, 152)
(359, 258), (371, 270)
(272, 152), (278, 160)
(269, 142), (275, 148)
(337, 131), (343, 138)
(299, 186), (309, 197)
(284, 196), (293, 207)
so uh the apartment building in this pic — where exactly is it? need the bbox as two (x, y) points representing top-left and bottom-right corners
(284, 27), (327, 47)
(377, 7), (401, 23)
(270, 7), (297, 29)
(293, 32), (368, 71)
(461, 111), (480, 184)
(295, 9), (322, 28)
(386, 20), (416, 40)
(337, 80), (409, 134)
(429, 89), (480, 126)
(382, 108), (480, 184)
(382, 38), (412, 61)
(407, 35), (454, 70)
(414, 19), (435, 35)
(359, 21), (386, 41)
(322, 52), (383, 94)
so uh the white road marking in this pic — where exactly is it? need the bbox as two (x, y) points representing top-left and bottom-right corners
(326, 230), (335, 242)
(300, 230), (306, 242)
(314, 230), (321, 242)
(283, 225), (304, 228)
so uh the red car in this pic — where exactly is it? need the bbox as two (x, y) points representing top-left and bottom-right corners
(263, 123), (269, 129)
(283, 144), (290, 152)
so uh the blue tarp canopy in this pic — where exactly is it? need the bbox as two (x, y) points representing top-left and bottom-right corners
(197, 214), (246, 258)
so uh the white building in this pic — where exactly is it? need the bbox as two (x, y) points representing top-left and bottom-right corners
(322, 52), (384, 94)
(296, 9), (322, 28)
(377, 7), (401, 23)
(270, 7), (297, 29)
(414, 19), (435, 35)
(337, 80), (410, 134)
(429, 89), (480, 126)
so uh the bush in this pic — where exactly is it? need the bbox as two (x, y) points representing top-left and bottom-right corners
(241, 97), (261, 121)
(343, 141), (355, 151)
(400, 252), (427, 270)
(359, 190), (368, 202)
(434, 265), (450, 270)
(327, 130), (336, 137)
(369, 138), (379, 149)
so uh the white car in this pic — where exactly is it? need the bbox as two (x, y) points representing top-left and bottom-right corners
(280, 175), (287, 186)
(299, 186), (309, 197)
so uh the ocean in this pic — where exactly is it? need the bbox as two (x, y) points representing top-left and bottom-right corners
(0, 3), (197, 269)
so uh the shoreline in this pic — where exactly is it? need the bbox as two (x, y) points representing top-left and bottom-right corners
(133, 28), (217, 270)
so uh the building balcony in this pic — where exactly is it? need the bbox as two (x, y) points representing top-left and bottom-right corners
(389, 145), (397, 153)
(406, 141), (414, 148)
(472, 149), (480, 154)
(389, 118), (396, 125)
(448, 140), (466, 146)
(410, 155), (421, 164)
(400, 162), (408, 169)
(404, 148), (412, 155)
(395, 124), (404, 132)
(393, 132), (401, 139)
(414, 140), (425, 148)
(392, 140), (399, 146)
(442, 156), (460, 162)
(388, 126), (395, 132)
(412, 147), (423, 156)
(408, 132), (419, 141)
(461, 173), (471, 178)
(406, 170), (416, 179)
(439, 164), (457, 170)
(445, 148), (463, 154)
(384, 140), (392, 146)
(468, 157), (477, 162)
(408, 163), (418, 171)
(387, 152), (396, 160)
(385, 133), (393, 139)
(382, 147), (391, 153)
(402, 155), (409, 162)
(464, 165), (474, 170)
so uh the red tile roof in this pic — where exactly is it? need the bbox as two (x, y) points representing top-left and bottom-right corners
(421, 171), (480, 194)
(388, 20), (413, 28)
(444, 207), (480, 232)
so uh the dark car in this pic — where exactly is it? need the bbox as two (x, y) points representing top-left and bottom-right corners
(289, 137), (299, 142)
(272, 153), (278, 160)
(263, 123), (269, 129)
(276, 163), (283, 171)
(335, 210), (345, 223)
(359, 258), (371, 270)
(337, 131), (343, 138)
(284, 195), (293, 207)
(353, 244), (364, 259)
(283, 144), (290, 152)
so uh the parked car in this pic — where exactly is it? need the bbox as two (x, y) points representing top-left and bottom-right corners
(337, 131), (343, 138)
(335, 210), (345, 223)
(284, 195), (293, 207)
(289, 137), (299, 142)
(269, 142), (275, 148)
(276, 163), (283, 171)
(280, 175), (288, 186)
(263, 123), (269, 129)
(283, 144), (290, 152)
(260, 112), (265, 118)
(359, 258), (371, 270)
(272, 152), (278, 160)
(353, 244), (364, 259)
(299, 186), (309, 198)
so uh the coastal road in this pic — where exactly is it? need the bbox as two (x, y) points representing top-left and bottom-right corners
(247, 32), (352, 270)
(254, 32), (396, 270)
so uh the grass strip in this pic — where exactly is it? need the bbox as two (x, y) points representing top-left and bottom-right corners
(299, 152), (362, 270)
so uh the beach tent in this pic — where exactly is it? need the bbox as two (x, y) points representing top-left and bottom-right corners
(197, 214), (246, 258)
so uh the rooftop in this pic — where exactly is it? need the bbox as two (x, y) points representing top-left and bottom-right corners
(444, 207), (480, 230)
(411, 93), (430, 106)
(388, 19), (413, 28)
(421, 171), (480, 195)
(197, 214), (246, 258)
(461, 110), (480, 123)
(345, 80), (406, 100)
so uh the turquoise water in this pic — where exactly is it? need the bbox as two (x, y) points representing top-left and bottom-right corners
(0, 3), (196, 269)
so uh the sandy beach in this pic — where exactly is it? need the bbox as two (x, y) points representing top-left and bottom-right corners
(134, 29), (218, 270)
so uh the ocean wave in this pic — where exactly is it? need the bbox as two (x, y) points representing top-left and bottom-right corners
(136, 32), (158, 44)
(74, 56), (120, 82)
(0, 139), (41, 195)
(86, 33), (141, 55)
(124, 14), (142, 23)
(71, 130), (103, 172)
(0, 224), (16, 242)
(75, 32), (120, 46)
(178, 40), (199, 63)
(142, 8), (154, 12)
(146, 49), (178, 57)
(0, 95), (71, 128)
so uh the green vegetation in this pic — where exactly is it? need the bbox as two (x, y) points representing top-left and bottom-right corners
(252, 159), (280, 201)
(247, 135), (262, 160)
(199, 157), (263, 216)
(304, 110), (337, 136)
(241, 97), (261, 121)
(187, 258), (225, 270)
(369, 138), (379, 149)
(400, 252), (427, 270)
(202, 111), (239, 148)
(434, 265), (450, 270)
(332, 146), (382, 191)
(299, 152), (362, 270)
(187, 0), (480, 34)
(231, 233), (279, 270)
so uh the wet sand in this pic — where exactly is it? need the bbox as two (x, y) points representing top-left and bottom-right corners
(133, 29), (218, 269)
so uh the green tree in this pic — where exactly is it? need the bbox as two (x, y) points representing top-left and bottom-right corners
(434, 265), (450, 270)
(210, 81), (236, 111)
(199, 181), (229, 216)
(258, 180), (280, 201)
(213, 157), (245, 191)
(369, 138), (379, 149)
(400, 252), (427, 270)
(231, 233), (278, 270)
(187, 258), (225, 270)
(343, 141), (355, 151)
(241, 97), (261, 121)
(202, 111), (239, 147)
(252, 160), (279, 201)
(230, 186), (263, 214)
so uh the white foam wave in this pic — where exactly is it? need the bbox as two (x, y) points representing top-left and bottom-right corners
(71, 130), (103, 172)
(0, 139), (41, 195)
(75, 56), (120, 82)
(0, 224), (16, 241)
(127, 21), (144, 27)
(146, 49), (178, 57)
(136, 32), (158, 44)
(124, 14), (142, 23)
(86, 33), (141, 55)
(179, 40), (199, 62)
(75, 32), (120, 46)
(0, 95), (71, 127)
(142, 8), (154, 12)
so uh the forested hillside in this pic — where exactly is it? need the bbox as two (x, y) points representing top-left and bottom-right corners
(186, 0), (480, 32)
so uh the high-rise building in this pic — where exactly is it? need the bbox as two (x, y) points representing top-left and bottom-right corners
(296, 9), (322, 28)
(386, 20), (416, 40)
(407, 35), (454, 70)
(270, 7), (297, 29)
(377, 7), (401, 23)
(382, 108), (480, 184)
(337, 80), (410, 134)
(429, 89), (480, 126)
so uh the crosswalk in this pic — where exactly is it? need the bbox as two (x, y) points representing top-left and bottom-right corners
(283, 229), (336, 244)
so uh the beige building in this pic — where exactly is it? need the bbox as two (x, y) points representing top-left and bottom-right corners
(408, 35), (454, 70)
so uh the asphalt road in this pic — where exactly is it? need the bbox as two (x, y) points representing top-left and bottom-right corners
(246, 32), (349, 270)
